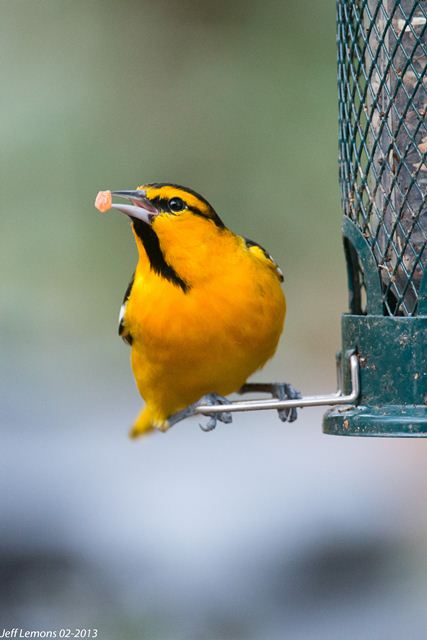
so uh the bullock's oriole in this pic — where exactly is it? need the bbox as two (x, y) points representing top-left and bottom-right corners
(95, 183), (298, 437)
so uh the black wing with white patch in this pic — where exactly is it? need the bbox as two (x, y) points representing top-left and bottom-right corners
(244, 238), (284, 282)
(118, 272), (135, 345)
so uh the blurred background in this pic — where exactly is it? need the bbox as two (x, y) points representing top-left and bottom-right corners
(2, 0), (427, 638)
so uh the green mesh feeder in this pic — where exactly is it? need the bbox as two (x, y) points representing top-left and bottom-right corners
(323, 0), (427, 436)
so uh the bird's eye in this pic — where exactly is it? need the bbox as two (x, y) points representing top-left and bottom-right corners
(168, 197), (185, 213)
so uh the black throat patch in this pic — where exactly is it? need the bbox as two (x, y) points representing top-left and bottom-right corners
(132, 218), (189, 292)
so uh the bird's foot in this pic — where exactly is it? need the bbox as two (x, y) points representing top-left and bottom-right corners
(273, 382), (301, 423)
(198, 393), (233, 432)
(166, 393), (232, 432)
(239, 381), (301, 423)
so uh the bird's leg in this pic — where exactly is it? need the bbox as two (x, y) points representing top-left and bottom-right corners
(167, 403), (199, 429)
(166, 393), (233, 432)
(238, 382), (301, 423)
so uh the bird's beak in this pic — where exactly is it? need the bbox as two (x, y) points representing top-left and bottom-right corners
(110, 190), (158, 224)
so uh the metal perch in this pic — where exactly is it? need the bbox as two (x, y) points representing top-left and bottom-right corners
(166, 355), (359, 431)
(195, 354), (359, 417)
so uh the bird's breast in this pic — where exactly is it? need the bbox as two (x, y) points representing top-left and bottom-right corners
(125, 253), (285, 399)
(128, 257), (283, 345)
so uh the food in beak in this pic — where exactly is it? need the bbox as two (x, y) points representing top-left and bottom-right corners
(95, 188), (158, 224)
(95, 190), (112, 213)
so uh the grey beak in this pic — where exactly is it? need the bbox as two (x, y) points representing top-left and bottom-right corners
(110, 190), (158, 224)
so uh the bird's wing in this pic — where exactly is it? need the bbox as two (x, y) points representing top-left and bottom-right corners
(243, 237), (284, 282)
(118, 272), (135, 345)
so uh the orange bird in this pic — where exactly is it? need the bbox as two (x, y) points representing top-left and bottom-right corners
(96, 183), (298, 437)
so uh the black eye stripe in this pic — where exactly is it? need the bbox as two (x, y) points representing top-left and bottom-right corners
(187, 205), (225, 228)
(147, 191), (225, 228)
(150, 196), (186, 213)
(150, 196), (170, 211)
(186, 205), (205, 216)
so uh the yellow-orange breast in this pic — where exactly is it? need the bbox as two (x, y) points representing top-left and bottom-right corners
(124, 226), (285, 421)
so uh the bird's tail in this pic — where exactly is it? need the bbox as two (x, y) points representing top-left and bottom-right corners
(129, 405), (169, 439)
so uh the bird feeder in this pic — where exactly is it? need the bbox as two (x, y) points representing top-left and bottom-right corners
(323, 0), (427, 436)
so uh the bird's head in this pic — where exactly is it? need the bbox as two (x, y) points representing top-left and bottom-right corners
(96, 183), (233, 289)
(104, 183), (225, 230)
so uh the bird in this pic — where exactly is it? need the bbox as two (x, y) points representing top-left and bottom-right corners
(95, 183), (298, 438)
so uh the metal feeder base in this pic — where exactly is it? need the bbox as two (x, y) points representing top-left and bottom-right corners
(324, 405), (427, 437)
(323, 314), (427, 437)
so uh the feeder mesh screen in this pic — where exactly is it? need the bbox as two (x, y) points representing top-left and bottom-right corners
(338, 0), (427, 315)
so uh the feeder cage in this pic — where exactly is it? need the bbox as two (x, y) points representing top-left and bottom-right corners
(324, 0), (427, 436)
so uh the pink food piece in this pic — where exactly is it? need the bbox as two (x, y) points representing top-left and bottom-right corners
(95, 190), (112, 213)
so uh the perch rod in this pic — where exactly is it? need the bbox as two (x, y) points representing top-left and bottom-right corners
(195, 354), (360, 415)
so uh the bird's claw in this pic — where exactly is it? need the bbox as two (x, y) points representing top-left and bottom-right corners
(199, 416), (217, 432)
(198, 393), (233, 432)
(166, 393), (232, 432)
(238, 380), (301, 423)
(273, 382), (301, 423)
